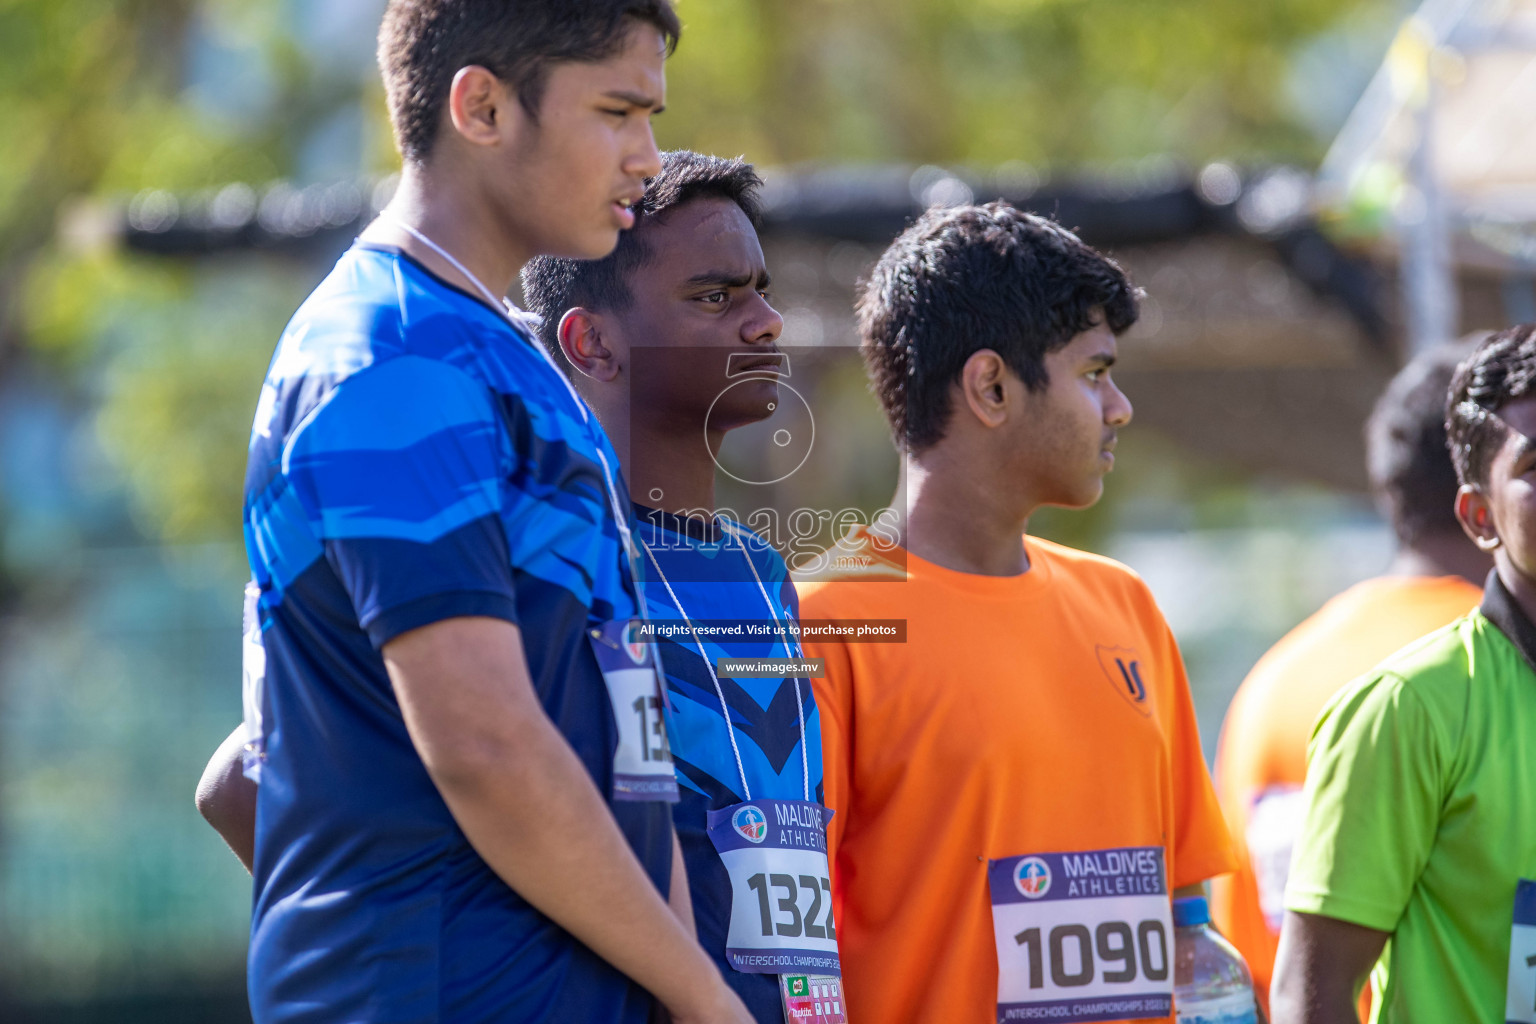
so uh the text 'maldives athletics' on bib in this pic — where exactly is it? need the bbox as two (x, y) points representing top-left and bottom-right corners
(990, 847), (1172, 1024)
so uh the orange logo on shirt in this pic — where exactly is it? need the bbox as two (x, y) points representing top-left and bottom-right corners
(1095, 645), (1152, 717)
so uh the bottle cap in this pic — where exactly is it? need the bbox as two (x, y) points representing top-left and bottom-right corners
(1172, 895), (1210, 927)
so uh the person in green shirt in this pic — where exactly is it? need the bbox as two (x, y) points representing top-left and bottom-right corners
(1271, 322), (1536, 1024)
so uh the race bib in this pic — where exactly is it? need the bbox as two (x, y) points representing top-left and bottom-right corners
(1245, 785), (1306, 931)
(1505, 878), (1536, 1023)
(706, 799), (841, 976)
(989, 846), (1173, 1024)
(589, 620), (679, 802)
(240, 581), (267, 782)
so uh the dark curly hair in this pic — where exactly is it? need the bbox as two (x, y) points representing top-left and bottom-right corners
(857, 202), (1139, 453)
(377, 0), (681, 164)
(521, 150), (764, 352)
(1447, 324), (1536, 488)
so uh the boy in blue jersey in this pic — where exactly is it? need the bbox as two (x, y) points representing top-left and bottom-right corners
(196, 4), (755, 1023)
(522, 151), (836, 1023)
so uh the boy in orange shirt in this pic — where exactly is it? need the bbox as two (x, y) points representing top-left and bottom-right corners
(1210, 341), (1487, 1014)
(801, 203), (1237, 1024)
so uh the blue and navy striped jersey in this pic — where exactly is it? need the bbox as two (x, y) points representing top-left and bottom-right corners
(634, 504), (823, 1021)
(241, 243), (669, 1024)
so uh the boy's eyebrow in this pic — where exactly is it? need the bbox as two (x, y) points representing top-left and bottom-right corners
(684, 269), (772, 289)
(603, 89), (664, 113)
(1086, 351), (1117, 367)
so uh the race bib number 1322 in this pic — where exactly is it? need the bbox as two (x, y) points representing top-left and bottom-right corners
(989, 846), (1173, 1024)
(707, 799), (841, 977)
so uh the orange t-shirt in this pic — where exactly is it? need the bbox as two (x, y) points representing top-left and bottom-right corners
(801, 528), (1237, 1024)
(1210, 574), (1481, 1012)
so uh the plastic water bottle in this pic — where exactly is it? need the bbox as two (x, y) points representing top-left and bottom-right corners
(1173, 896), (1258, 1024)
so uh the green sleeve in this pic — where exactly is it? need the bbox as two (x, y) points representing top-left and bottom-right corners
(1283, 671), (1449, 931)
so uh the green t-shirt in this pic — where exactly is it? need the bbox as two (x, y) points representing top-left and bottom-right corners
(1286, 575), (1536, 1023)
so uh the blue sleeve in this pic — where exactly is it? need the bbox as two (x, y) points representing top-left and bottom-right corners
(285, 356), (517, 648)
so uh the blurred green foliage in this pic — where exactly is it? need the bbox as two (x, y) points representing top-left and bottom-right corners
(659, 0), (1397, 166)
(3, 0), (1401, 549)
(2, 0), (364, 547)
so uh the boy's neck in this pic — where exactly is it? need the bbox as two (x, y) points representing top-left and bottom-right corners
(594, 396), (720, 515)
(364, 162), (528, 302)
(1495, 553), (1536, 629)
(894, 454), (1033, 577)
(1388, 532), (1490, 587)
(629, 418), (720, 514)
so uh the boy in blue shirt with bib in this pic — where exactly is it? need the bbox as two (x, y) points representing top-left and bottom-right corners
(524, 150), (839, 1023)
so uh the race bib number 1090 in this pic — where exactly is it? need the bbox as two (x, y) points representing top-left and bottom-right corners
(989, 846), (1173, 1024)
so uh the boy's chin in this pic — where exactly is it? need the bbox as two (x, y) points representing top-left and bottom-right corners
(713, 409), (778, 434)
(709, 389), (781, 429)
(544, 225), (621, 263)
(1045, 480), (1106, 512)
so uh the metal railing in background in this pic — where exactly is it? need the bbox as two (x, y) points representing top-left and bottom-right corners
(0, 544), (252, 1022)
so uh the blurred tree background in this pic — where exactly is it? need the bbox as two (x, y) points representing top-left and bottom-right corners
(2, 0), (1407, 553)
(0, 0), (1412, 1016)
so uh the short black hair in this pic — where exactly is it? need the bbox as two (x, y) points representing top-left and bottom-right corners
(857, 202), (1139, 452)
(377, 0), (681, 164)
(521, 150), (764, 352)
(1366, 340), (1478, 545)
(1447, 323), (1536, 488)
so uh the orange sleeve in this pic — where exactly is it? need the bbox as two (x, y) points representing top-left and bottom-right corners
(1210, 681), (1282, 1006)
(806, 624), (856, 925)
(1210, 683), (1259, 918)
(1160, 621), (1240, 889)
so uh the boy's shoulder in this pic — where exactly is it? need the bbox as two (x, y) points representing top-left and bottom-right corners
(795, 526), (908, 612)
(1029, 534), (1157, 597)
(273, 247), (578, 437)
(1028, 533), (1142, 577)
(1339, 612), (1479, 719)
(1025, 537), (1174, 648)
(796, 529), (1160, 614)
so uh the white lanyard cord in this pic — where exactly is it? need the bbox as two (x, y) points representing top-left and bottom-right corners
(641, 538), (752, 801)
(640, 523), (811, 803)
(721, 521), (812, 803)
(380, 216), (640, 573)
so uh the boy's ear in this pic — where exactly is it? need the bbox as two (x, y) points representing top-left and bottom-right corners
(445, 66), (512, 148)
(959, 349), (1010, 430)
(559, 308), (620, 383)
(1455, 484), (1501, 552)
